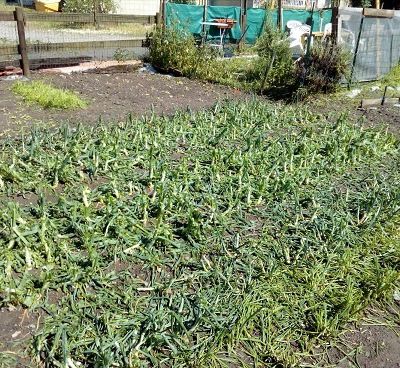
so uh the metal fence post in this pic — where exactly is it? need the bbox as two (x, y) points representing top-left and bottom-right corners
(240, 0), (247, 47)
(278, 0), (283, 31)
(14, 7), (30, 76)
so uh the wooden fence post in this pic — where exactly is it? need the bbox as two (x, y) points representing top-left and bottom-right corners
(331, 7), (339, 43)
(162, 0), (167, 30)
(14, 7), (30, 76)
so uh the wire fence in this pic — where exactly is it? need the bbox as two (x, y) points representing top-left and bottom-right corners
(0, 10), (157, 72)
(339, 8), (400, 82)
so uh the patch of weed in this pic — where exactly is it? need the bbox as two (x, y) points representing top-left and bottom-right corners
(381, 64), (400, 87)
(12, 80), (88, 110)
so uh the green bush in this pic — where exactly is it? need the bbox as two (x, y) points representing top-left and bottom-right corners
(251, 21), (296, 91)
(298, 40), (350, 94)
(62, 0), (115, 13)
(381, 63), (400, 86)
(149, 26), (220, 80)
(149, 23), (348, 99)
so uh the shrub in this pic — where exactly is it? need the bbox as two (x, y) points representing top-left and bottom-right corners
(149, 26), (220, 79)
(62, 0), (115, 13)
(248, 21), (296, 93)
(297, 40), (350, 94)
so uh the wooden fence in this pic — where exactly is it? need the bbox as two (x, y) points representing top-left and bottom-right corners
(0, 8), (159, 75)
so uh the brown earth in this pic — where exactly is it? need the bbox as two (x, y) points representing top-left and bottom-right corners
(0, 71), (244, 137)
(307, 301), (400, 368)
(0, 306), (40, 367)
(306, 93), (400, 137)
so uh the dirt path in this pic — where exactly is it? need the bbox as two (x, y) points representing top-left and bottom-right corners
(0, 71), (243, 136)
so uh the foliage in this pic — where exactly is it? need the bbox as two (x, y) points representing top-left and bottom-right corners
(297, 40), (351, 95)
(113, 48), (131, 62)
(149, 26), (221, 80)
(381, 63), (400, 86)
(0, 100), (399, 367)
(251, 20), (296, 91)
(62, 0), (115, 13)
(351, 0), (372, 8)
(12, 81), (88, 109)
(0, 0), (14, 11)
(149, 24), (295, 94)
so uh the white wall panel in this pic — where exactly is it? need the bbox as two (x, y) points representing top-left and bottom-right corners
(116, 0), (160, 15)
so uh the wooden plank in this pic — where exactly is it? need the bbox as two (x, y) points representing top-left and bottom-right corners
(96, 14), (156, 24)
(25, 12), (156, 24)
(0, 45), (19, 57)
(156, 12), (161, 27)
(0, 11), (15, 21)
(27, 39), (145, 53)
(361, 98), (400, 107)
(363, 8), (394, 18)
(277, 0), (283, 30)
(25, 12), (94, 23)
(331, 7), (339, 43)
(0, 56), (93, 71)
(29, 56), (93, 69)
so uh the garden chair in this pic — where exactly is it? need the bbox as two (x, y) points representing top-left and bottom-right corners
(287, 22), (311, 56)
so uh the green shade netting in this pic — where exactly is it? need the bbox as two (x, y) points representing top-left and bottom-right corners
(166, 3), (332, 44)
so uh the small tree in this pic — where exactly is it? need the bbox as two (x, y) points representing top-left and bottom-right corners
(62, 0), (115, 13)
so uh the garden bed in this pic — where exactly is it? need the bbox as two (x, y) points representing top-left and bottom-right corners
(0, 71), (244, 136)
(0, 99), (399, 367)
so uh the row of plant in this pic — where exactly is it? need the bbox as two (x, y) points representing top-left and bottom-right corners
(0, 100), (399, 367)
(148, 23), (350, 99)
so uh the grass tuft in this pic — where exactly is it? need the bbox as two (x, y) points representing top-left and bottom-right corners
(12, 80), (88, 109)
(381, 63), (400, 87)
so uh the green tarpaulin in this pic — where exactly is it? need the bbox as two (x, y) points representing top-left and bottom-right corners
(165, 3), (333, 44)
(166, 3), (204, 35)
(207, 6), (242, 41)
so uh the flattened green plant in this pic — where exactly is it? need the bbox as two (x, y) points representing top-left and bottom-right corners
(0, 100), (399, 367)
(12, 80), (88, 109)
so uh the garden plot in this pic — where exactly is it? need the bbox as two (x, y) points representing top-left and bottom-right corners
(0, 100), (399, 367)
(0, 72), (244, 136)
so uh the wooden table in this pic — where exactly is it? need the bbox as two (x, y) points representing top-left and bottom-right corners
(201, 20), (236, 52)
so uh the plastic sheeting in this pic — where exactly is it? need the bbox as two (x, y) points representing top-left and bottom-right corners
(339, 8), (400, 82)
(166, 4), (205, 35)
(165, 3), (332, 44)
(207, 6), (242, 40)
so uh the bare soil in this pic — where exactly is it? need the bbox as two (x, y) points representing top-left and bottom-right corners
(0, 306), (40, 367)
(0, 71), (244, 137)
(358, 106), (400, 136)
(309, 302), (400, 368)
(306, 93), (400, 137)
